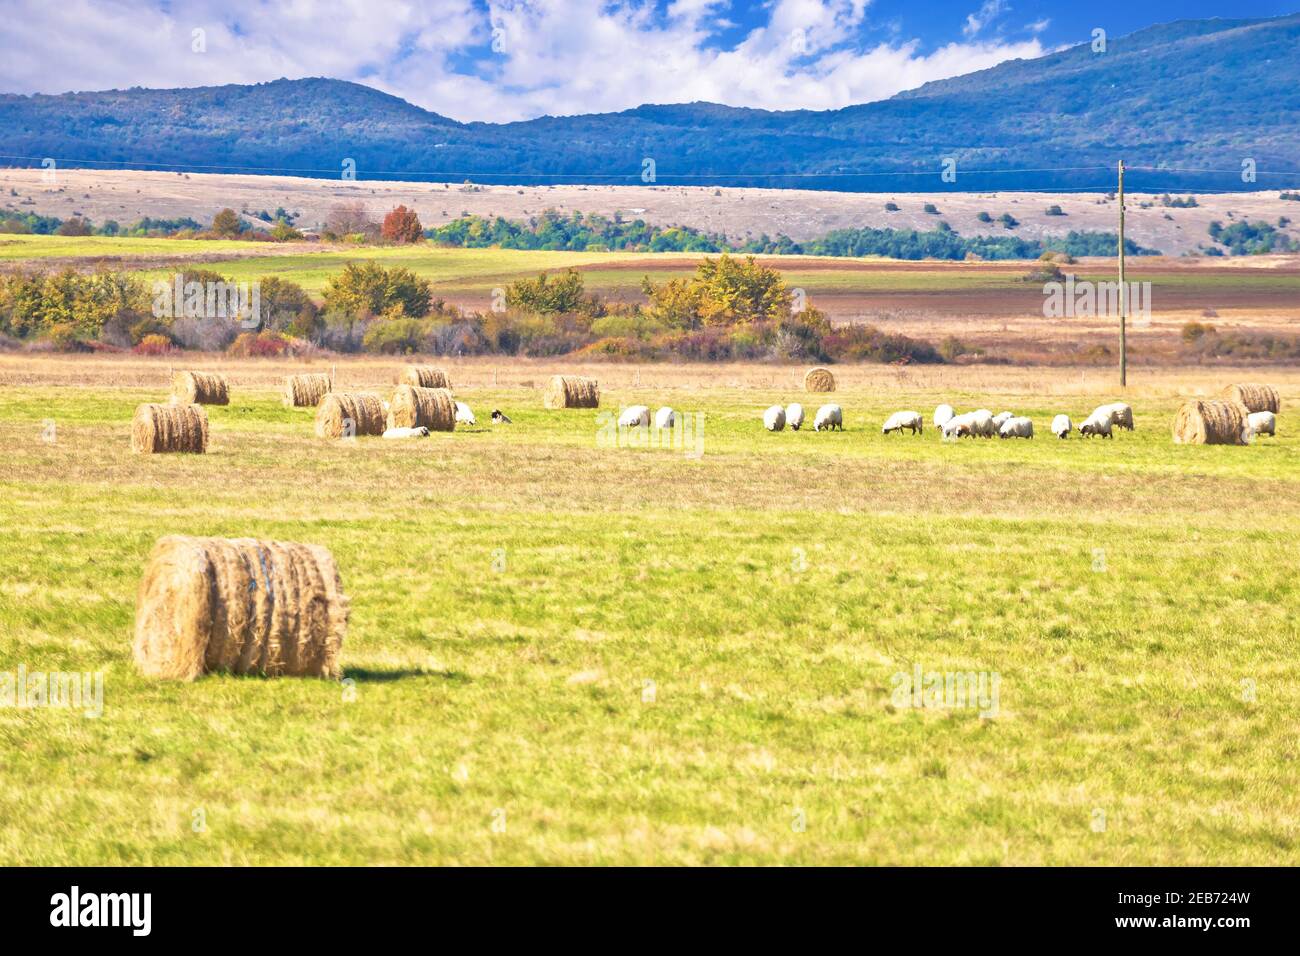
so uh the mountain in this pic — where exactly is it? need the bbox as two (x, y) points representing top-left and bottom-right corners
(1, 14), (1297, 192)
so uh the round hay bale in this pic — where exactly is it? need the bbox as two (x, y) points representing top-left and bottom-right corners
(131, 403), (208, 454)
(387, 385), (456, 431)
(543, 375), (600, 409)
(1172, 399), (1250, 445)
(804, 367), (836, 393)
(133, 535), (348, 681)
(1220, 383), (1280, 414)
(171, 370), (229, 405)
(398, 365), (451, 389)
(284, 373), (332, 407)
(314, 392), (386, 438)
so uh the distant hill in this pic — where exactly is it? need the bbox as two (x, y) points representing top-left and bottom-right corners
(1, 14), (1297, 192)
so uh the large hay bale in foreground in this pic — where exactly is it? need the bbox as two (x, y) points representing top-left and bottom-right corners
(1220, 383), (1280, 414)
(315, 392), (386, 438)
(171, 371), (229, 405)
(804, 367), (836, 393)
(1172, 399), (1250, 445)
(543, 375), (600, 409)
(133, 535), (348, 681)
(398, 365), (451, 389)
(131, 403), (209, 454)
(284, 373), (332, 408)
(388, 385), (456, 431)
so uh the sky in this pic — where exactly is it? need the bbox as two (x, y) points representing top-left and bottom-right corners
(0, 1), (1293, 122)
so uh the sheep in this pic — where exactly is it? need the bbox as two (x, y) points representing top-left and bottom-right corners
(454, 401), (476, 426)
(763, 405), (786, 431)
(942, 412), (975, 439)
(968, 409), (997, 438)
(382, 426), (430, 439)
(654, 406), (676, 429)
(786, 403), (805, 431)
(991, 411), (1015, 428)
(618, 405), (651, 428)
(1248, 410), (1276, 437)
(1094, 402), (1134, 431)
(1079, 411), (1113, 438)
(933, 404), (956, 429)
(813, 404), (843, 432)
(882, 410), (923, 435)
(1050, 414), (1072, 439)
(998, 416), (1034, 439)
(491, 409), (512, 424)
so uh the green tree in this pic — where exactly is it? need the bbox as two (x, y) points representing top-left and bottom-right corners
(322, 262), (432, 318)
(505, 269), (590, 314)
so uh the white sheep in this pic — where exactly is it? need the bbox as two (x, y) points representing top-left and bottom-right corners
(933, 404), (956, 429)
(969, 409), (997, 438)
(882, 410), (923, 435)
(763, 405), (786, 431)
(1050, 414), (1072, 439)
(991, 411), (1015, 428)
(654, 406), (676, 429)
(454, 401), (476, 426)
(1079, 411), (1113, 438)
(1248, 410), (1276, 437)
(382, 426), (430, 439)
(786, 403), (805, 431)
(1094, 402), (1134, 431)
(942, 412), (974, 439)
(619, 405), (651, 428)
(998, 416), (1034, 439)
(813, 404), (843, 432)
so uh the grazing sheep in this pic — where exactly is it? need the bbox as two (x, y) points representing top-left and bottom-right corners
(813, 404), (843, 432)
(942, 412), (974, 439)
(1051, 414), (1073, 439)
(454, 401), (477, 426)
(1248, 410), (1276, 437)
(999, 416), (1034, 439)
(991, 411), (1015, 428)
(382, 426), (430, 439)
(491, 409), (512, 424)
(1094, 402), (1134, 430)
(969, 409), (997, 438)
(882, 410), (923, 435)
(933, 404), (956, 429)
(619, 405), (651, 428)
(654, 406), (676, 429)
(786, 403), (805, 431)
(763, 405), (787, 432)
(1079, 411), (1113, 438)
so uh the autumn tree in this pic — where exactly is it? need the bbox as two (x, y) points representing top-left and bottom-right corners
(211, 208), (243, 238)
(381, 205), (424, 244)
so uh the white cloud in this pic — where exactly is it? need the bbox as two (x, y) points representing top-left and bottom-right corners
(963, 0), (1009, 39)
(0, 0), (1047, 122)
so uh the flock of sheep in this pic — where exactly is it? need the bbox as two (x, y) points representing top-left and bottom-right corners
(757, 399), (1280, 441)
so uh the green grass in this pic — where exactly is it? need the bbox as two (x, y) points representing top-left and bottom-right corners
(1, 380), (1297, 864)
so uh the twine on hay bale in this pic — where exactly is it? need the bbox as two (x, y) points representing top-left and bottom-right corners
(803, 367), (836, 393)
(284, 373), (332, 407)
(1220, 383), (1280, 414)
(171, 370), (229, 405)
(315, 392), (386, 438)
(387, 385), (456, 431)
(131, 403), (209, 454)
(543, 375), (600, 409)
(133, 535), (348, 681)
(398, 365), (451, 389)
(1172, 399), (1250, 445)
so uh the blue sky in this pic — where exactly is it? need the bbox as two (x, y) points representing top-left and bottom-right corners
(0, 1), (1294, 121)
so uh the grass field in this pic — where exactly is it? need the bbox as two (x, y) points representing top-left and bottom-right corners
(1, 356), (1297, 864)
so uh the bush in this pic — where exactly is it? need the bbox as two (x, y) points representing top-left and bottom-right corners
(923, 203), (940, 215)
(133, 333), (175, 355)
(1045, 205), (1066, 216)
(820, 324), (943, 364)
(362, 318), (425, 354)
(504, 269), (594, 315)
(227, 330), (299, 357)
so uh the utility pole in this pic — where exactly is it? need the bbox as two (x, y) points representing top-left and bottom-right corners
(1117, 159), (1127, 387)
